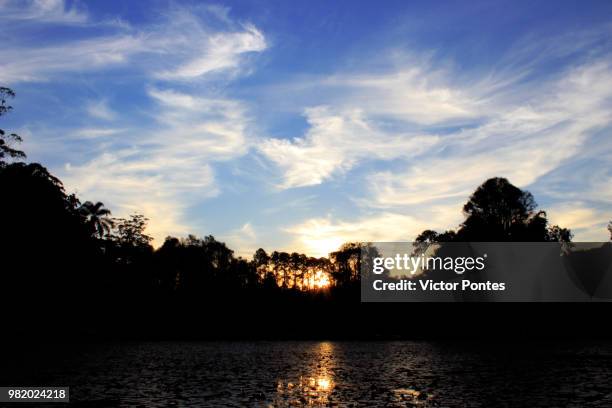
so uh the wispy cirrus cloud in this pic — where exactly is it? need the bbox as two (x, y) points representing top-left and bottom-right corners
(85, 99), (117, 121)
(154, 22), (266, 80)
(320, 65), (479, 125)
(366, 59), (612, 209)
(63, 149), (217, 241)
(62, 85), (257, 243)
(0, 0), (88, 24)
(259, 106), (440, 188)
(256, 55), (482, 189)
(147, 87), (252, 160)
(73, 127), (125, 139)
(0, 35), (146, 83)
(0, 4), (267, 84)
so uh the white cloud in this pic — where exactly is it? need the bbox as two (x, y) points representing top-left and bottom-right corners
(61, 88), (254, 244)
(547, 204), (611, 242)
(155, 23), (266, 80)
(86, 99), (117, 121)
(0, 5), (266, 83)
(222, 222), (259, 258)
(0, 0), (88, 24)
(366, 121), (589, 208)
(259, 106), (439, 188)
(63, 150), (217, 242)
(322, 65), (479, 125)
(366, 59), (612, 209)
(147, 88), (252, 160)
(73, 127), (125, 139)
(0, 35), (147, 82)
(256, 56), (483, 189)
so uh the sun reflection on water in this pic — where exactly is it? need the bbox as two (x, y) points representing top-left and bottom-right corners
(273, 342), (336, 406)
(316, 377), (331, 391)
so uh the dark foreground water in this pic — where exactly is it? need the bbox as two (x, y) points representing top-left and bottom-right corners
(2, 341), (612, 407)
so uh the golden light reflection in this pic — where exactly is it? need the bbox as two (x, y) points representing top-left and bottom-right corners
(394, 388), (433, 405)
(273, 342), (336, 405)
(316, 377), (331, 391)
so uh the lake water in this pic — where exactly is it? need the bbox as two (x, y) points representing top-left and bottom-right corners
(2, 341), (612, 406)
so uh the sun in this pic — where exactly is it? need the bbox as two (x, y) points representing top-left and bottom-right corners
(312, 270), (331, 289)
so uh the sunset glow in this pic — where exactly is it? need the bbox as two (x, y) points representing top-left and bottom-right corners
(303, 236), (345, 259)
(311, 270), (331, 289)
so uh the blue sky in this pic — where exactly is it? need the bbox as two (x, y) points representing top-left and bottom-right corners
(1, 0), (611, 256)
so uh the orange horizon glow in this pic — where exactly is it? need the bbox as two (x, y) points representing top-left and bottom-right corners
(310, 270), (331, 289)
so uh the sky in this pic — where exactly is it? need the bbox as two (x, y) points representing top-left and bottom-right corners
(1, 0), (611, 257)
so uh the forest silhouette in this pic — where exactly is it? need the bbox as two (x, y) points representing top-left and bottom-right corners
(2, 87), (611, 340)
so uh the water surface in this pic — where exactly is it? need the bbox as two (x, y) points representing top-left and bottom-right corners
(2, 341), (611, 406)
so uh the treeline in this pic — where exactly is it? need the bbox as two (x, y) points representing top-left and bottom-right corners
(97, 220), (365, 295)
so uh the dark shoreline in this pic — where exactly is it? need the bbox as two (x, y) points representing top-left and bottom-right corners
(8, 302), (612, 342)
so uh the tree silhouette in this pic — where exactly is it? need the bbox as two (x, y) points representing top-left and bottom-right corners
(253, 248), (269, 267)
(0, 90), (98, 313)
(608, 221), (612, 240)
(547, 224), (573, 243)
(79, 201), (113, 238)
(416, 177), (572, 242)
(290, 252), (304, 289)
(111, 214), (153, 247)
(0, 161), (99, 316)
(0, 87), (26, 163)
(330, 243), (362, 286)
(460, 177), (534, 240)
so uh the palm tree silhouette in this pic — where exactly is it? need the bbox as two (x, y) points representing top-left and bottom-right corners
(79, 201), (113, 238)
